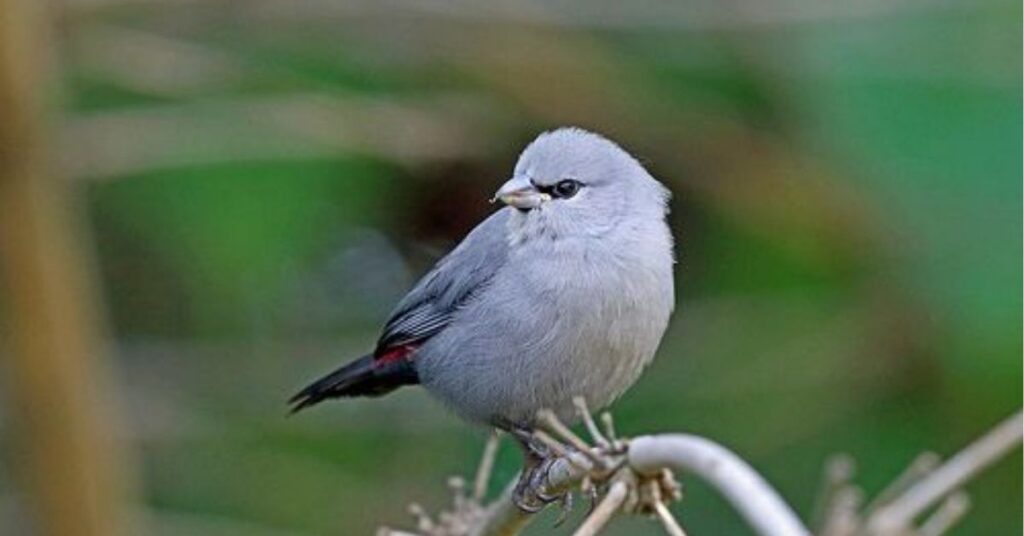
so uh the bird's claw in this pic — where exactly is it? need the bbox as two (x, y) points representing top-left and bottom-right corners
(511, 482), (547, 513)
(512, 455), (566, 513)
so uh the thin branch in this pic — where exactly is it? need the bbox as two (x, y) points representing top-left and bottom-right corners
(572, 480), (629, 536)
(916, 492), (970, 536)
(408, 503), (436, 533)
(860, 451), (940, 518)
(818, 486), (862, 536)
(432, 416), (812, 536)
(642, 472), (686, 536)
(864, 411), (1023, 533)
(537, 409), (607, 469)
(574, 397), (610, 449)
(473, 432), (501, 502)
(810, 454), (855, 534)
(387, 407), (1023, 536)
(601, 412), (619, 444)
(653, 500), (688, 536)
(468, 480), (531, 536)
(448, 477), (470, 515)
(532, 429), (594, 472)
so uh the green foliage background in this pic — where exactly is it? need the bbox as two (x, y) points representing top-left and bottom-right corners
(4, 1), (1021, 535)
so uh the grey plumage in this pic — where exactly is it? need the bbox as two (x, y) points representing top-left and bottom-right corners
(292, 127), (675, 430)
(377, 209), (509, 353)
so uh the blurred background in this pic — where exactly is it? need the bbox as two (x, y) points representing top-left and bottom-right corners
(0, 0), (1020, 535)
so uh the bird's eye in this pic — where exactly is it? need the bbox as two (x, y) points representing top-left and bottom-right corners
(551, 179), (582, 199)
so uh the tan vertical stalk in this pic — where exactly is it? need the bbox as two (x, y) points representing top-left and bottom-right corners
(0, 1), (138, 535)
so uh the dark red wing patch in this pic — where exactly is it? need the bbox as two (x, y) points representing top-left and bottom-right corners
(375, 344), (418, 365)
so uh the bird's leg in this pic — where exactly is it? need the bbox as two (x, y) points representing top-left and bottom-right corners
(510, 426), (550, 512)
(508, 424), (548, 459)
(505, 425), (566, 513)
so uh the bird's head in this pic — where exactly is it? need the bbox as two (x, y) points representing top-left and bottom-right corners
(494, 127), (669, 242)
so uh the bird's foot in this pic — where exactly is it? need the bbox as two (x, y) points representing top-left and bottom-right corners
(507, 425), (551, 459)
(511, 453), (565, 513)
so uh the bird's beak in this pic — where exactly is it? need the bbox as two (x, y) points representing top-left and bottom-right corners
(493, 176), (549, 210)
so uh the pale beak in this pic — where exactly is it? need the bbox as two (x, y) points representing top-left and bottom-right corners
(493, 176), (549, 210)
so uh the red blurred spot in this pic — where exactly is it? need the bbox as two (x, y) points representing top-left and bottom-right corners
(376, 344), (417, 364)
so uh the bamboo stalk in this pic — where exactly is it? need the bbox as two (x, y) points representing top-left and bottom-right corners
(0, 1), (138, 535)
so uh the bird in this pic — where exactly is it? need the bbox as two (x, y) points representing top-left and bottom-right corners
(290, 127), (675, 510)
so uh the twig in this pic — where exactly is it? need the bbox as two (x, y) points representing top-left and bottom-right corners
(916, 492), (970, 536)
(473, 432), (501, 502)
(860, 451), (940, 518)
(537, 409), (607, 469)
(408, 503), (436, 533)
(601, 413), (619, 443)
(653, 500), (688, 536)
(572, 480), (629, 536)
(387, 407), (1023, 536)
(449, 477), (469, 514)
(469, 480), (531, 536)
(532, 429), (594, 472)
(818, 486), (862, 536)
(574, 397), (610, 449)
(646, 477), (687, 536)
(810, 454), (855, 533)
(864, 411), (1023, 533)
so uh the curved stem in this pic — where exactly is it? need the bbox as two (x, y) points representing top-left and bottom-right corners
(629, 435), (811, 536)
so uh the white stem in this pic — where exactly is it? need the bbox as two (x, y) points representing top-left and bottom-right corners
(473, 432), (501, 502)
(865, 411), (1023, 533)
(629, 435), (811, 536)
(572, 480), (629, 536)
(654, 500), (688, 536)
(916, 492), (970, 536)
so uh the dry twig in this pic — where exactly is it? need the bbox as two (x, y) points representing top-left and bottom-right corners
(379, 408), (1022, 536)
(815, 410), (1023, 536)
(572, 480), (629, 536)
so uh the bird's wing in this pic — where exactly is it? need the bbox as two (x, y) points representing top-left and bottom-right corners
(289, 208), (510, 413)
(375, 208), (510, 354)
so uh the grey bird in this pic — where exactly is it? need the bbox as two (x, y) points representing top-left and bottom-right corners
(290, 127), (675, 509)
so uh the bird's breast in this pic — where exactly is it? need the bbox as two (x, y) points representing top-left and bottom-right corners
(511, 234), (674, 415)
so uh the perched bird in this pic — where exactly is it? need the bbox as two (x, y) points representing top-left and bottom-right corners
(291, 127), (675, 509)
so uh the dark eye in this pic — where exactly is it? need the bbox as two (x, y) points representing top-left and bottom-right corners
(552, 179), (582, 199)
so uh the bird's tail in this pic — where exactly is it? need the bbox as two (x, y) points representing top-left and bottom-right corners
(288, 354), (418, 414)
